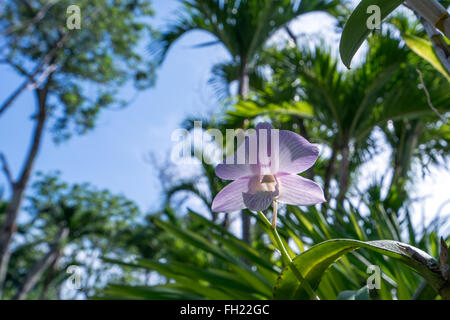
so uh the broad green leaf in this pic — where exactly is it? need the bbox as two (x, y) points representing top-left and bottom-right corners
(337, 285), (370, 300)
(402, 34), (450, 81)
(273, 239), (444, 300)
(339, 0), (404, 68)
(227, 100), (314, 120)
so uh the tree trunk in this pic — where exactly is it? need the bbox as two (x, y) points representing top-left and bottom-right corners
(237, 58), (251, 244)
(38, 249), (62, 299)
(337, 143), (350, 205)
(14, 227), (69, 300)
(237, 58), (249, 99)
(323, 140), (338, 200)
(387, 121), (422, 198)
(0, 82), (50, 297)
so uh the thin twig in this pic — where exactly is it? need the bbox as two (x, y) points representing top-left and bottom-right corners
(416, 68), (448, 123)
(284, 26), (298, 47)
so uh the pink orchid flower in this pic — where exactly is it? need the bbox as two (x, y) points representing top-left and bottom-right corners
(212, 122), (326, 214)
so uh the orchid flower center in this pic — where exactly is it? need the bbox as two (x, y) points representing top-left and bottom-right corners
(255, 174), (277, 192)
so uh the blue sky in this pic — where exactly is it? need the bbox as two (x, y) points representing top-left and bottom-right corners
(0, 0), (448, 230)
(0, 0), (231, 213)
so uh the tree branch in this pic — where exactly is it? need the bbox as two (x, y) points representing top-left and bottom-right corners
(406, 0), (450, 38)
(13, 227), (69, 300)
(284, 26), (299, 46)
(0, 32), (68, 117)
(0, 153), (14, 188)
(405, 2), (450, 75)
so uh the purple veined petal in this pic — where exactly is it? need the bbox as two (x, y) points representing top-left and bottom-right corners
(255, 122), (274, 132)
(215, 163), (259, 180)
(211, 177), (251, 212)
(215, 123), (274, 180)
(276, 130), (319, 174)
(276, 173), (326, 206)
(242, 175), (279, 211)
(216, 143), (260, 180)
(216, 126), (260, 180)
(255, 122), (280, 174)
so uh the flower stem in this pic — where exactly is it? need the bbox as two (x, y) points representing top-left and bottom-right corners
(258, 211), (320, 300)
(272, 200), (278, 229)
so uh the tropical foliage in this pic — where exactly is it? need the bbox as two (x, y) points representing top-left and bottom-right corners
(0, 0), (449, 300)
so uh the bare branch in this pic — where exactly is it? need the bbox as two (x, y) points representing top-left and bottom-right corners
(0, 153), (14, 188)
(416, 68), (448, 123)
(26, 64), (57, 90)
(0, 32), (68, 117)
(284, 26), (298, 47)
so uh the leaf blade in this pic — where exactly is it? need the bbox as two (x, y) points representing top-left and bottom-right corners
(339, 0), (404, 68)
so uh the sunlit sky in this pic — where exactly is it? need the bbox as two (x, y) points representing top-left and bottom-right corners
(0, 0), (448, 233)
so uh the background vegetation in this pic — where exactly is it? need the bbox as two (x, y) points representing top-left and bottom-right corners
(0, 0), (449, 300)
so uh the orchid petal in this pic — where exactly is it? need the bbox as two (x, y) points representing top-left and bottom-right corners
(277, 173), (326, 206)
(215, 127), (259, 180)
(255, 122), (274, 132)
(211, 177), (250, 212)
(255, 122), (278, 174)
(216, 122), (274, 179)
(215, 163), (257, 180)
(277, 130), (319, 174)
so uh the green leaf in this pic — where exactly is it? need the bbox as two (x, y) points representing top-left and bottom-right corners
(188, 210), (279, 273)
(412, 281), (438, 300)
(154, 219), (274, 297)
(273, 239), (444, 300)
(337, 285), (370, 300)
(98, 284), (202, 300)
(339, 0), (404, 68)
(402, 34), (450, 81)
